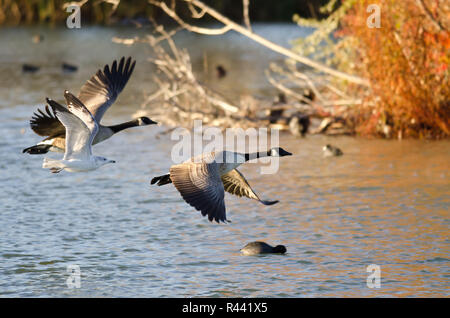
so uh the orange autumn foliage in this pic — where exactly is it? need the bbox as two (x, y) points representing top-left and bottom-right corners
(341, 0), (449, 138)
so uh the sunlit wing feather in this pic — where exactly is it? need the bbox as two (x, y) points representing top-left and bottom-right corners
(29, 105), (65, 138)
(221, 169), (279, 205)
(47, 97), (94, 161)
(170, 162), (227, 223)
(64, 91), (97, 132)
(77, 56), (136, 122)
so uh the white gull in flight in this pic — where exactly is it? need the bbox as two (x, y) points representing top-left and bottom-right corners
(42, 91), (115, 173)
(23, 57), (157, 155)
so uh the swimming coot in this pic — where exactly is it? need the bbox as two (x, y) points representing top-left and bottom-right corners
(240, 242), (287, 255)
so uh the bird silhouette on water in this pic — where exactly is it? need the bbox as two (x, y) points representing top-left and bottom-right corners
(240, 242), (287, 255)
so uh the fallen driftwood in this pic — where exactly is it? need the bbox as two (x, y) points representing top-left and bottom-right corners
(116, 0), (367, 136)
(130, 24), (358, 136)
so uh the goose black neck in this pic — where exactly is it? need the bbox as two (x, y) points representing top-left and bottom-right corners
(108, 119), (140, 134)
(244, 150), (271, 162)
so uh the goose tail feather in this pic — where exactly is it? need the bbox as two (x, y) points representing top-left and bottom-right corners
(150, 174), (172, 186)
(22, 144), (51, 154)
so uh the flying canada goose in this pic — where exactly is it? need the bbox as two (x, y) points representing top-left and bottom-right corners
(323, 144), (343, 157)
(240, 241), (287, 255)
(150, 147), (292, 223)
(23, 57), (157, 155)
(42, 91), (115, 173)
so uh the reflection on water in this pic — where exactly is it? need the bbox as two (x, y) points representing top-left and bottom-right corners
(0, 26), (449, 297)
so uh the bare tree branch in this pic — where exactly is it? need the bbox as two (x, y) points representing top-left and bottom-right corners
(188, 2), (206, 18)
(149, 0), (370, 86)
(62, 0), (89, 9)
(149, 0), (232, 35)
(242, 0), (252, 32)
(415, 0), (446, 31)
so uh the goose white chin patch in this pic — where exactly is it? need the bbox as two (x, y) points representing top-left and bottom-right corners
(270, 148), (279, 156)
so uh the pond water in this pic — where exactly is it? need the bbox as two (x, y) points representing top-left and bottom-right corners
(0, 25), (449, 297)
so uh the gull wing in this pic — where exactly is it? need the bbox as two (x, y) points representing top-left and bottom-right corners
(29, 105), (65, 139)
(77, 57), (136, 122)
(221, 169), (279, 205)
(170, 162), (227, 223)
(63, 91), (98, 135)
(46, 96), (95, 161)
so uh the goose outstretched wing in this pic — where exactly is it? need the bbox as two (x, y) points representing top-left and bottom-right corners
(29, 105), (65, 139)
(221, 169), (279, 205)
(77, 56), (136, 122)
(170, 162), (228, 223)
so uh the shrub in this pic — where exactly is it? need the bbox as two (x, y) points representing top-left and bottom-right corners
(293, 0), (449, 138)
(341, 0), (449, 138)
